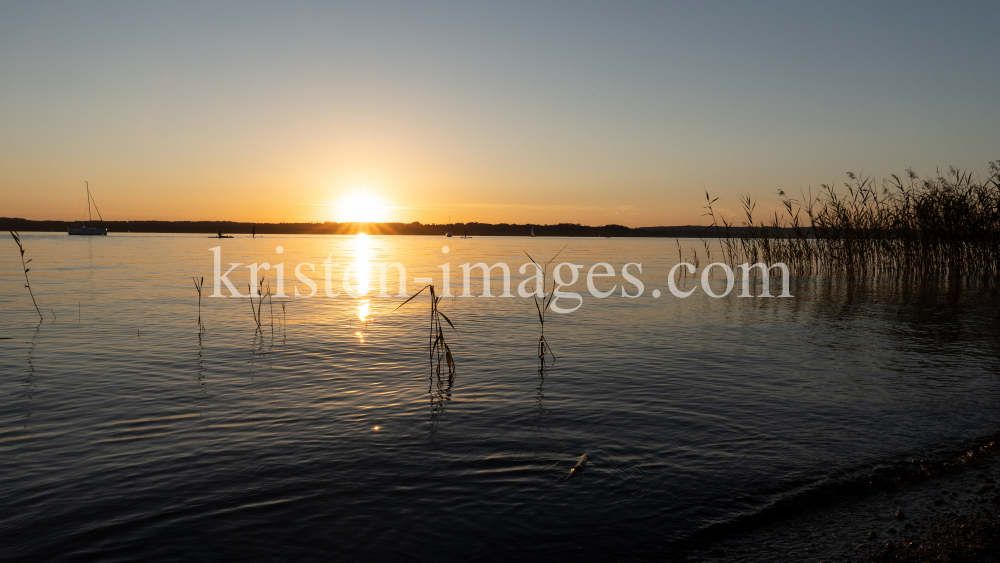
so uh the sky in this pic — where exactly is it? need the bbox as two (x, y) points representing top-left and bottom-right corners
(1, 1), (998, 227)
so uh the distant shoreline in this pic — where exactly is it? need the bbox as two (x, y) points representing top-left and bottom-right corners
(1, 218), (802, 238)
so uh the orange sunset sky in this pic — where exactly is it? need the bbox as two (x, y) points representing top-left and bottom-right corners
(2, 2), (998, 227)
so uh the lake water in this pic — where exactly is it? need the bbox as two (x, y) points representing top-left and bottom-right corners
(3, 233), (999, 561)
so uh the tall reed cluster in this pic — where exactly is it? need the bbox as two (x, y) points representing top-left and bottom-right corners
(708, 160), (1000, 284)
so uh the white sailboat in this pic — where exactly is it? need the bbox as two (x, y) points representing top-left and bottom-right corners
(68, 182), (108, 236)
(530, 227), (536, 237)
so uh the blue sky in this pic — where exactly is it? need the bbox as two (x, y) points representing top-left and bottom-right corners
(2, 1), (998, 225)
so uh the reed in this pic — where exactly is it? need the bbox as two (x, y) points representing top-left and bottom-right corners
(523, 245), (566, 363)
(247, 276), (271, 331)
(191, 276), (205, 331)
(9, 231), (42, 321)
(395, 284), (456, 375)
(247, 284), (259, 329)
(706, 159), (1000, 285)
(267, 283), (274, 337)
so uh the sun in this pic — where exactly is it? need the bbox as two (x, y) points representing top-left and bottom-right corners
(334, 191), (389, 223)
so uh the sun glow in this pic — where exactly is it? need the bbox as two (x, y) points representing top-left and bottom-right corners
(335, 192), (389, 223)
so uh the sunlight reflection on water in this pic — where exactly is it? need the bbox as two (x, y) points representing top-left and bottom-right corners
(351, 232), (371, 297)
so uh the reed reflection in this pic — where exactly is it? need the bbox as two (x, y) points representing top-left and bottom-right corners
(534, 359), (551, 436)
(16, 324), (42, 424)
(245, 326), (276, 392)
(428, 365), (454, 435)
(197, 331), (206, 392)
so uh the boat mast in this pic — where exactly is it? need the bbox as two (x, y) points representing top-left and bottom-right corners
(89, 185), (104, 223)
(86, 181), (92, 224)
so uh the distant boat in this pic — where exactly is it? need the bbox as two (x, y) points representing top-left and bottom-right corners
(68, 182), (107, 236)
(446, 232), (453, 237)
(530, 227), (536, 237)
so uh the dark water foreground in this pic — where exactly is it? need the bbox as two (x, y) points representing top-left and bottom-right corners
(2, 234), (1000, 562)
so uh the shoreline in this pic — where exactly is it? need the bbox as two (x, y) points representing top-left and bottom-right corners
(0, 217), (804, 238)
(690, 436), (1000, 562)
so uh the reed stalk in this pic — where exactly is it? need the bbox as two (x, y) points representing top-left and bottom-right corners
(9, 231), (42, 321)
(191, 276), (204, 331)
(523, 245), (566, 363)
(247, 276), (271, 331)
(267, 281), (274, 337)
(395, 284), (456, 375)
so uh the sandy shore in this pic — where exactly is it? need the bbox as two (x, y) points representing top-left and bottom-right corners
(690, 438), (1000, 562)
(847, 472), (999, 562)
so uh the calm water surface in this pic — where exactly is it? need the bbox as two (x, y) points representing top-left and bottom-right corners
(2, 233), (999, 561)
